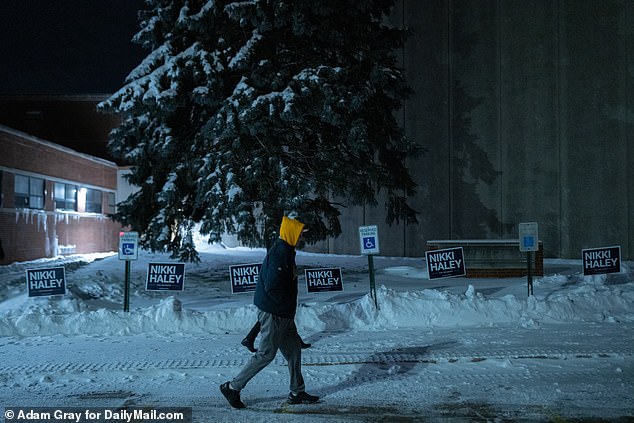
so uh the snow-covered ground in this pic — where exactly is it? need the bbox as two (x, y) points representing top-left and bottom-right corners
(1, 244), (633, 422)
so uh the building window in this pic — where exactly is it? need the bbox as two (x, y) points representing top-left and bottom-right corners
(54, 183), (78, 211)
(85, 188), (103, 213)
(106, 192), (116, 215)
(14, 174), (44, 209)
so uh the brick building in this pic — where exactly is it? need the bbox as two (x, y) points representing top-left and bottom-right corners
(0, 124), (122, 264)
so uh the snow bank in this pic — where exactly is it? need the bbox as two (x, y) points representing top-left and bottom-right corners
(1, 267), (633, 338)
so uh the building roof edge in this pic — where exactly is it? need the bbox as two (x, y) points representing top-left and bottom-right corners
(0, 123), (118, 168)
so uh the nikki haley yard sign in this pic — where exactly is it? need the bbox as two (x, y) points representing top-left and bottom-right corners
(305, 268), (344, 293)
(26, 267), (66, 297)
(425, 247), (466, 280)
(146, 263), (186, 291)
(582, 246), (621, 276)
(229, 263), (261, 294)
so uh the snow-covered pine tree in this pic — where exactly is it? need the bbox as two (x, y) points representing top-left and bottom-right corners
(99, 0), (419, 261)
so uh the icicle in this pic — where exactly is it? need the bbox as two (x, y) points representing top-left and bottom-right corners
(36, 211), (48, 234)
(45, 235), (51, 257)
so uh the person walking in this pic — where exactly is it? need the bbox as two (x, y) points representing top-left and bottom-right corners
(220, 216), (319, 409)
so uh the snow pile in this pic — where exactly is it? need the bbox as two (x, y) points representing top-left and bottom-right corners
(297, 276), (634, 333)
(1, 249), (633, 338)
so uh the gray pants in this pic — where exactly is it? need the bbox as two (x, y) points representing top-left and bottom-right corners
(231, 310), (305, 395)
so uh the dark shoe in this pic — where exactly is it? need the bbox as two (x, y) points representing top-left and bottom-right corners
(241, 337), (257, 353)
(220, 382), (245, 409)
(288, 391), (319, 405)
(300, 340), (311, 349)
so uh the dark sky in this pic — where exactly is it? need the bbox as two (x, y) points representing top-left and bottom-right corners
(0, 0), (147, 95)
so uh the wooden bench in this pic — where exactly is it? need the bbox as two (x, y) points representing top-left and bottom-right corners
(426, 239), (544, 278)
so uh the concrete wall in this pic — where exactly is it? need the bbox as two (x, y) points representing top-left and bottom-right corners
(309, 0), (633, 260)
(3, 3), (629, 261)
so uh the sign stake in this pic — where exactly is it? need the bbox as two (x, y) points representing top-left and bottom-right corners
(527, 251), (533, 296)
(368, 255), (377, 309)
(124, 260), (131, 312)
(519, 222), (539, 297)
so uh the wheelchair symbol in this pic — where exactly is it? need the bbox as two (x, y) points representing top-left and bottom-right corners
(121, 243), (136, 255)
(363, 237), (376, 250)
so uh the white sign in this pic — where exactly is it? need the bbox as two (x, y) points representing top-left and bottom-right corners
(119, 231), (139, 260)
(359, 225), (380, 255)
(518, 222), (539, 252)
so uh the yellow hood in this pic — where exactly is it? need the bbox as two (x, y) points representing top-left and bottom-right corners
(279, 216), (305, 247)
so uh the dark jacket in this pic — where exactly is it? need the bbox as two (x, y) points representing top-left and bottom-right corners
(254, 237), (298, 319)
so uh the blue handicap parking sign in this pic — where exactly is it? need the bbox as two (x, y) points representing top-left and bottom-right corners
(122, 243), (136, 255)
(119, 231), (139, 260)
(359, 225), (380, 255)
(522, 236), (535, 248)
